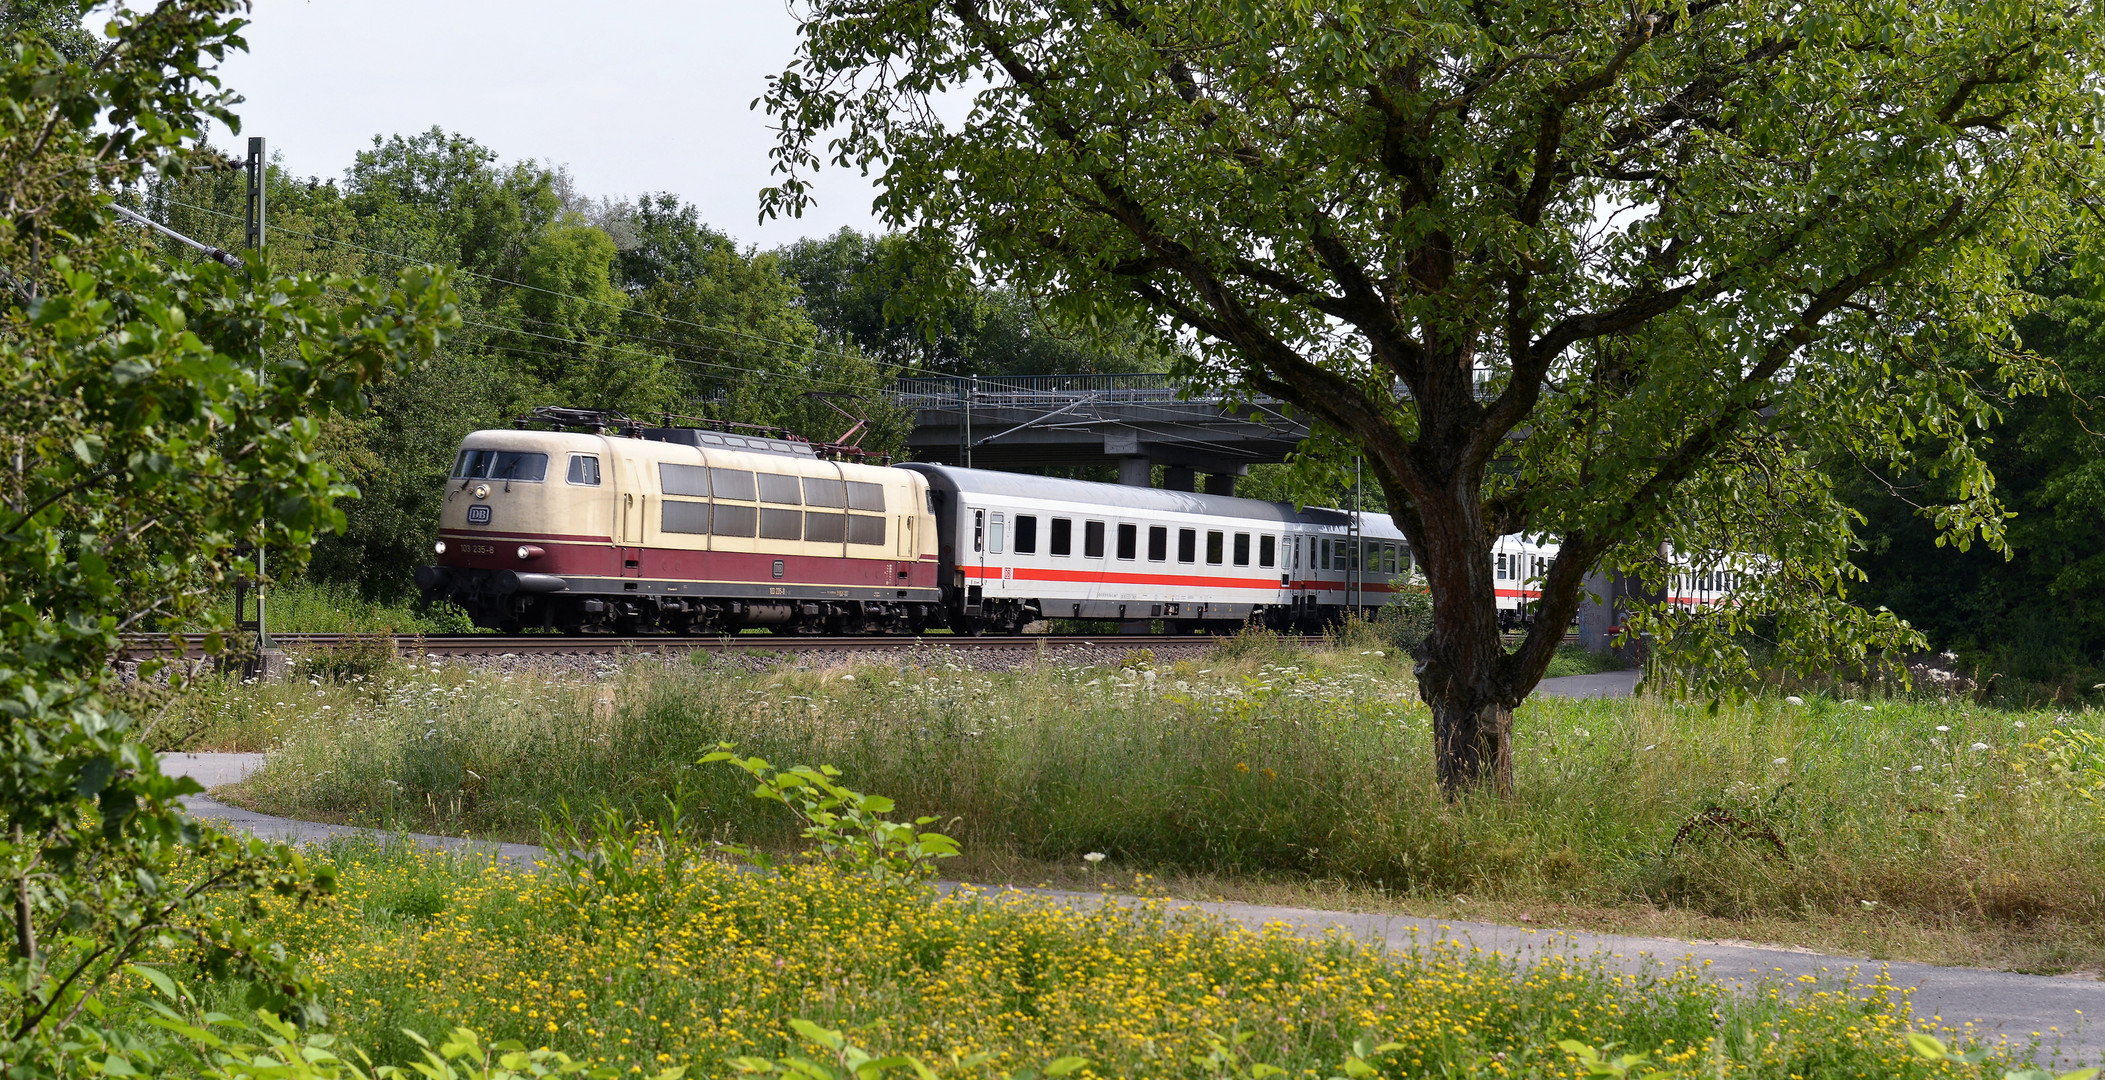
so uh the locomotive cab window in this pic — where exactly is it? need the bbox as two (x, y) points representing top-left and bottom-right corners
(1083, 521), (1106, 559)
(1205, 531), (1224, 565)
(1259, 535), (1276, 568)
(567, 455), (601, 486)
(1050, 517), (1073, 557)
(1147, 526), (1168, 562)
(1177, 528), (1197, 563)
(1115, 523), (1137, 561)
(452, 449), (547, 482)
(1014, 515), (1038, 554)
(1232, 533), (1250, 566)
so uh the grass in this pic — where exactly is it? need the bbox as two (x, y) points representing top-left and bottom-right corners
(145, 836), (2030, 1079)
(205, 579), (479, 634)
(180, 637), (2105, 973)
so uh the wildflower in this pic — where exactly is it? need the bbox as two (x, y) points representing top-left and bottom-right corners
(1083, 852), (1106, 864)
(1784, 696), (1804, 706)
(1969, 743), (1989, 752)
(1935, 725), (1950, 732)
(1773, 757), (1788, 766)
(1910, 765), (1925, 772)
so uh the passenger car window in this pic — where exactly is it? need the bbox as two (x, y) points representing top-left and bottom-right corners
(1147, 526), (1168, 562)
(1259, 535), (1276, 568)
(568, 455), (602, 486)
(1083, 520), (1105, 559)
(1206, 531), (1224, 565)
(1115, 523), (1137, 560)
(989, 512), (1006, 554)
(1050, 518), (1073, 556)
(1178, 529), (1196, 563)
(757, 473), (803, 505)
(1232, 533), (1250, 566)
(1015, 515), (1038, 554)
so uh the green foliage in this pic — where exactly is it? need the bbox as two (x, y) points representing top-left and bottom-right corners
(775, 227), (1177, 377)
(701, 746), (960, 882)
(762, 0), (2105, 778)
(1904, 1030), (2100, 1080)
(0, 3), (457, 1071)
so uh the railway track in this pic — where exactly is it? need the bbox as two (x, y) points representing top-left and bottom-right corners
(117, 632), (1332, 660)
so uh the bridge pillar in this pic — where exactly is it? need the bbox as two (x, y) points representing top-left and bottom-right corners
(1118, 456), (1153, 487)
(1163, 466), (1197, 492)
(1203, 472), (1239, 496)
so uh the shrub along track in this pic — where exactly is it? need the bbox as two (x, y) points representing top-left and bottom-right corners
(121, 632), (1325, 662)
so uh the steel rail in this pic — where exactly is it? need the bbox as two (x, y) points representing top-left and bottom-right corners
(117, 632), (1332, 660)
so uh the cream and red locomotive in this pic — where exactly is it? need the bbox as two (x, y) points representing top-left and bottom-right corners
(415, 410), (1738, 634)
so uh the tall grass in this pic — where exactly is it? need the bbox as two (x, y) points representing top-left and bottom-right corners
(203, 644), (2105, 970)
(204, 579), (477, 634)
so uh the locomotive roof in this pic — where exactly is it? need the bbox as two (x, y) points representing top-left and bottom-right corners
(899, 463), (1402, 536)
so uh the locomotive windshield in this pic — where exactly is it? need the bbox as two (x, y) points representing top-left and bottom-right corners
(452, 449), (548, 482)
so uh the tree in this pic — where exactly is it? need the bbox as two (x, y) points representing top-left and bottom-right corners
(777, 226), (1179, 375)
(763, 0), (2105, 792)
(0, 2), (456, 1066)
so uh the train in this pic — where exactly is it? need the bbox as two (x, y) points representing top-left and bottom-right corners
(413, 411), (1739, 635)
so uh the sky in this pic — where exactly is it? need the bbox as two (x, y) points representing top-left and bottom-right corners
(206, 0), (885, 249)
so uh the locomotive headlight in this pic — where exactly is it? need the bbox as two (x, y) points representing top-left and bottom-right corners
(433, 540), (447, 555)
(473, 484), (490, 500)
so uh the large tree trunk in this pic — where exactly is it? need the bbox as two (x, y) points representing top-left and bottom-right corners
(1408, 485), (1517, 797)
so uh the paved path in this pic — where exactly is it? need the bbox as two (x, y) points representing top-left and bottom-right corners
(1533, 668), (1643, 699)
(167, 753), (2100, 1066)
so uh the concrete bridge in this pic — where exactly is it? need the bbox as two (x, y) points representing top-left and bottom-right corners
(887, 374), (1309, 495)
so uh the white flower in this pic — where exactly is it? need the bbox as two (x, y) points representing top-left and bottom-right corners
(1083, 852), (1107, 864)
(1784, 696), (1805, 706)
(1910, 765), (1925, 772)
(1642, 744), (1656, 752)
(1772, 757), (1788, 766)
(1970, 742), (1989, 752)
(1935, 725), (1950, 732)
(839, 674), (855, 682)
(2013, 721), (2026, 730)
(1862, 706), (1874, 712)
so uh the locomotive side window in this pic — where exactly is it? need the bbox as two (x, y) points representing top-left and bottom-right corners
(1177, 528), (1196, 563)
(803, 477), (847, 507)
(845, 481), (886, 511)
(1232, 533), (1250, 566)
(1014, 515), (1038, 554)
(1083, 521), (1105, 558)
(989, 512), (1006, 554)
(847, 515), (886, 546)
(1205, 530), (1224, 565)
(659, 463), (709, 496)
(568, 455), (602, 486)
(758, 473), (802, 505)
(1259, 535), (1276, 568)
(760, 507), (803, 540)
(661, 501), (709, 534)
(1115, 523), (1137, 561)
(711, 504), (756, 537)
(805, 512), (847, 544)
(1050, 518), (1073, 557)
(711, 469), (756, 502)
(1147, 526), (1168, 562)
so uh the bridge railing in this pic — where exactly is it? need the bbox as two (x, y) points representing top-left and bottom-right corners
(889, 373), (1290, 409)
